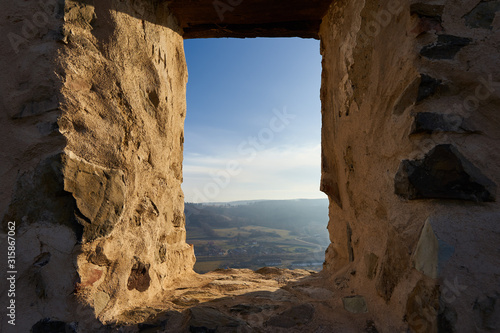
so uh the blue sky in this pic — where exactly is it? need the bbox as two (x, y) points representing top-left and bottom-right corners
(182, 38), (325, 203)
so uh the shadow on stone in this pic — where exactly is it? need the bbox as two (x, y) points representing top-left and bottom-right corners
(395, 145), (496, 202)
(420, 35), (471, 60)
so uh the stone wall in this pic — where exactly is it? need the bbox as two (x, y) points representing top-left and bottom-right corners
(320, 0), (500, 331)
(1, 0), (195, 331)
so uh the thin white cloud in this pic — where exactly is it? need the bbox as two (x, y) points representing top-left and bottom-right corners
(182, 144), (324, 202)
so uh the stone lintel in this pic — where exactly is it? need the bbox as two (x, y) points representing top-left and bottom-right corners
(167, 0), (333, 39)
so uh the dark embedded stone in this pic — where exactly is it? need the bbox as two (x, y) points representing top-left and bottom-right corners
(411, 113), (473, 134)
(395, 145), (496, 202)
(420, 35), (472, 60)
(31, 318), (77, 333)
(127, 260), (151, 292)
(417, 75), (442, 102)
(464, 1), (500, 30)
(410, 4), (445, 17)
(265, 303), (315, 328)
(33, 252), (51, 268)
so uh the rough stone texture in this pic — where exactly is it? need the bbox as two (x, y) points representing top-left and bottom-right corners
(420, 35), (472, 60)
(1, 0), (195, 331)
(411, 112), (474, 134)
(411, 219), (438, 279)
(416, 74), (442, 102)
(59, 0), (196, 325)
(320, 0), (500, 331)
(395, 144), (496, 202)
(464, 0), (500, 30)
(342, 295), (368, 314)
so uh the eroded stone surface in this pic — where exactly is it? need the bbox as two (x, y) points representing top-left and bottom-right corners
(411, 112), (473, 134)
(395, 145), (496, 202)
(412, 219), (438, 278)
(420, 35), (472, 60)
(62, 153), (126, 242)
(464, 1), (500, 30)
(342, 296), (368, 314)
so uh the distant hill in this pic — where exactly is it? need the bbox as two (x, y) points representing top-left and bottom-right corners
(184, 199), (330, 273)
(185, 198), (329, 233)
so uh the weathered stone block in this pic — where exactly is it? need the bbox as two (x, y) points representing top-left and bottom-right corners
(412, 219), (438, 278)
(417, 75), (442, 103)
(410, 4), (445, 17)
(395, 145), (496, 202)
(94, 291), (110, 316)
(464, 1), (500, 30)
(420, 35), (472, 60)
(62, 153), (125, 242)
(411, 112), (473, 134)
(342, 295), (368, 314)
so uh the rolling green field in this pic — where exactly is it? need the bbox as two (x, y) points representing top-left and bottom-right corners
(185, 200), (329, 273)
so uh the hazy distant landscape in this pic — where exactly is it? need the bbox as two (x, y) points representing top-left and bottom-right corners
(185, 199), (329, 273)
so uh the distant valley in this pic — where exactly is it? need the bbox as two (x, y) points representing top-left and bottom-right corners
(185, 199), (330, 273)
